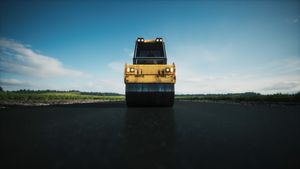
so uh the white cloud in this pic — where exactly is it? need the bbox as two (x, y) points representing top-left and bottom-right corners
(167, 41), (300, 94)
(0, 38), (127, 92)
(270, 57), (300, 74)
(0, 77), (125, 93)
(108, 61), (124, 73)
(123, 48), (134, 58)
(174, 64), (300, 94)
(0, 78), (36, 91)
(78, 79), (125, 94)
(0, 38), (89, 78)
(169, 43), (228, 66)
(293, 16), (300, 23)
(0, 78), (31, 86)
(263, 81), (300, 92)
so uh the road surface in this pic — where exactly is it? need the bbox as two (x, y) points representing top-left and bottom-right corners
(1, 101), (300, 169)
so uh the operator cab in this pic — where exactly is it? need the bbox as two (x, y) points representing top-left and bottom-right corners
(133, 37), (167, 64)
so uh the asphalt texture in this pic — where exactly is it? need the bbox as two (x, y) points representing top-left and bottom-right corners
(1, 101), (300, 169)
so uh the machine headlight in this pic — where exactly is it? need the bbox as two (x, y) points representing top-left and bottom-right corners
(165, 68), (170, 72)
(130, 68), (135, 72)
(127, 67), (130, 72)
(170, 67), (174, 72)
(141, 39), (144, 42)
(160, 39), (163, 42)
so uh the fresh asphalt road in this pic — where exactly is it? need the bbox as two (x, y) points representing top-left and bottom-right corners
(1, 101), (299, 169)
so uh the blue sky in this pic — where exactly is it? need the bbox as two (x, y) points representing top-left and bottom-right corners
(0, 0), (299, 94)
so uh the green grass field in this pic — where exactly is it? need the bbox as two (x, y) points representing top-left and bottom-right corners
(0, 91), (125, 104)
(1, 90), (299, 105)
(176, 93), (300, 103)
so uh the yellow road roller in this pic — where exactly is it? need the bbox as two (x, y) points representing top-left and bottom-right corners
(124, 37), (176, 106)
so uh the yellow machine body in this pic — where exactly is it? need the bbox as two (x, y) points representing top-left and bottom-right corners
(124, 64), (176, 84)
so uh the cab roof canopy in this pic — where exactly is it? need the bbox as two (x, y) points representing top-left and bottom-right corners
(133, 37), (167, 64)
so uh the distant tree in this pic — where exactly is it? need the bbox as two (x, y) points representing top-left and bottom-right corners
(0, 86), (3, 92)
(243, 92), (261, 96)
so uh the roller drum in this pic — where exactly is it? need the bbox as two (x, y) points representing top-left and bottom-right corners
(126, 84), (174, 107)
